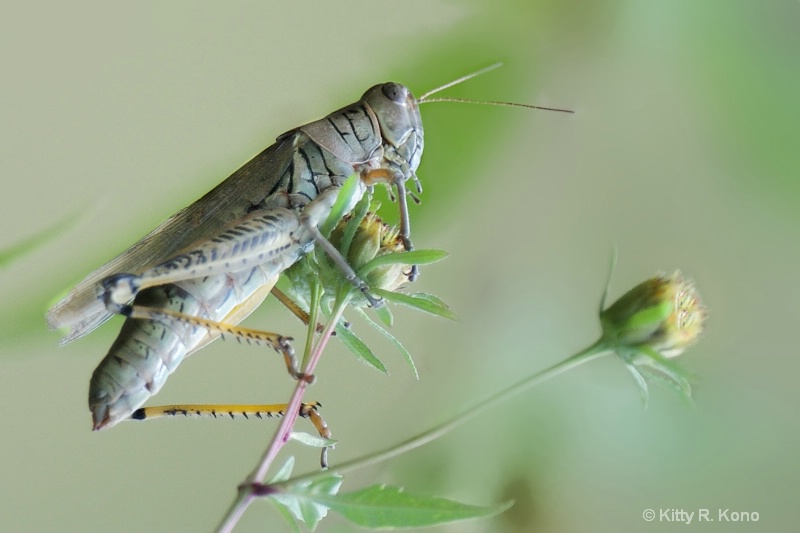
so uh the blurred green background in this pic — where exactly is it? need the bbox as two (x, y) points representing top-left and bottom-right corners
(2, 0), (798, 531)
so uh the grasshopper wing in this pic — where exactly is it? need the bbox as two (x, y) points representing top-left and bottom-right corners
(47, 136), (295, 344)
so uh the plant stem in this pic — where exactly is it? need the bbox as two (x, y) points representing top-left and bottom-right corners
(216, 295), (351, 533)
(275, 340), (609, 488)
(301, 278), (324, 370)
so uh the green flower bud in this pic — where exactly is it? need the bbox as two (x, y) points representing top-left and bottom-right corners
(599, 272), (706, 358)
(329, 212), (410, 295)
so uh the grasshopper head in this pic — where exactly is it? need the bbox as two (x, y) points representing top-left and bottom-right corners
(363, 82), (424, 178)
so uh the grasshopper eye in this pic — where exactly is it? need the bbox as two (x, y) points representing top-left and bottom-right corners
(381, 83), (406, 103)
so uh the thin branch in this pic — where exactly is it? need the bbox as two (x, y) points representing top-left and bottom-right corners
(216, 295), (351, 532)
(272, 341), (609, 489)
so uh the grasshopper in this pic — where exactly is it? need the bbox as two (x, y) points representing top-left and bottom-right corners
(46, 64), (571, 435)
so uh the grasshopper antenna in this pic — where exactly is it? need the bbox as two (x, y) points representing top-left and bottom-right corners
(417, 62), (574, 114)
(419, 98), (573, 114)
(417, 62), (505, 101)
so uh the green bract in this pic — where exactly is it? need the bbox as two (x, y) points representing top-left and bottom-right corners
(598, 270), (707, 406)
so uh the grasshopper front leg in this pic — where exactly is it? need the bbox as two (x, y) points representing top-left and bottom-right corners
(298, 185), (383, 308)
(363, 167), (420, 281)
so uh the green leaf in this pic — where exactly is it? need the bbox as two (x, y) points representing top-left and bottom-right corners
(618, 345), (695, 407)
(289, 431), (337, 449)
(635, 346), (693, 398)
(372, 288), (458, 321)
(358, 249), (448, 277)
(268, 456), (296, 484)
(272, 474), (343, 531)
(638, 365), (696, 408)
(623, 362), (650, 408)
(269, 493), (305, 529)
(356, 307), (418, 379)
(374, 303), (394, 327)
(270, 501), (302, 533)
(335, 322), (388, 374)
(409, 292), (450, 309)
(339, 193), (371, 261)
(320, 174), (361, 237)
(298, 484), (512, 528)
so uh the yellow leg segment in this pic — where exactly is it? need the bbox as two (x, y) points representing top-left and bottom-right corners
(270, 286), (326, 333)
(130, 402), (332, 466)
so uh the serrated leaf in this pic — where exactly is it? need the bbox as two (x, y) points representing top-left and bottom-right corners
(359, 249), (448, 277)
(273, 474), (343, 531)
(289, 431), (337, 449)
(270, 500), (303, 533)
(356, 308), (418, 379)
(335, 322), (388, 374)
(297, 484), (512, 528)
(372, 288), (458, 321)
(299, 474), (343, 531)
(269, 494), (305, 528)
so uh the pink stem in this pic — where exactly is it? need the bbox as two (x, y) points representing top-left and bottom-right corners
(217, 300), (347, 533)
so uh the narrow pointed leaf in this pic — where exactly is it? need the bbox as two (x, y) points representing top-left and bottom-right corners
(636, 346), (693, 397)
(623, 362), (650, 408)
(374, 303), (394, 327)
(335, 322), (388, 374)
(359, 249), (448, 277)
(339, 194), (371, 260)
(268, 456), (296, 484)
(289, 431), (337, 449)
(409, 292), (450, 309)
(356, 308), (418, 379)
(372, 288), (458, 321)
(320, 174), (361, 237)
(638, 365), (696, 408)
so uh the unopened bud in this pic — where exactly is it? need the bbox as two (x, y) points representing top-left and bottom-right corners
(329, 212), (410, 295)
(600, 272), (706, 358)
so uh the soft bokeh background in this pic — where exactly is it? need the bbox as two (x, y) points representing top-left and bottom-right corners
(2, 1), (798, 531)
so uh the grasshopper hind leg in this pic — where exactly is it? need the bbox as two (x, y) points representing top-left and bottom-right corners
(118, 301), (311, 382)
(130, 401), (333, 468)
(90, 268), (311, 431)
